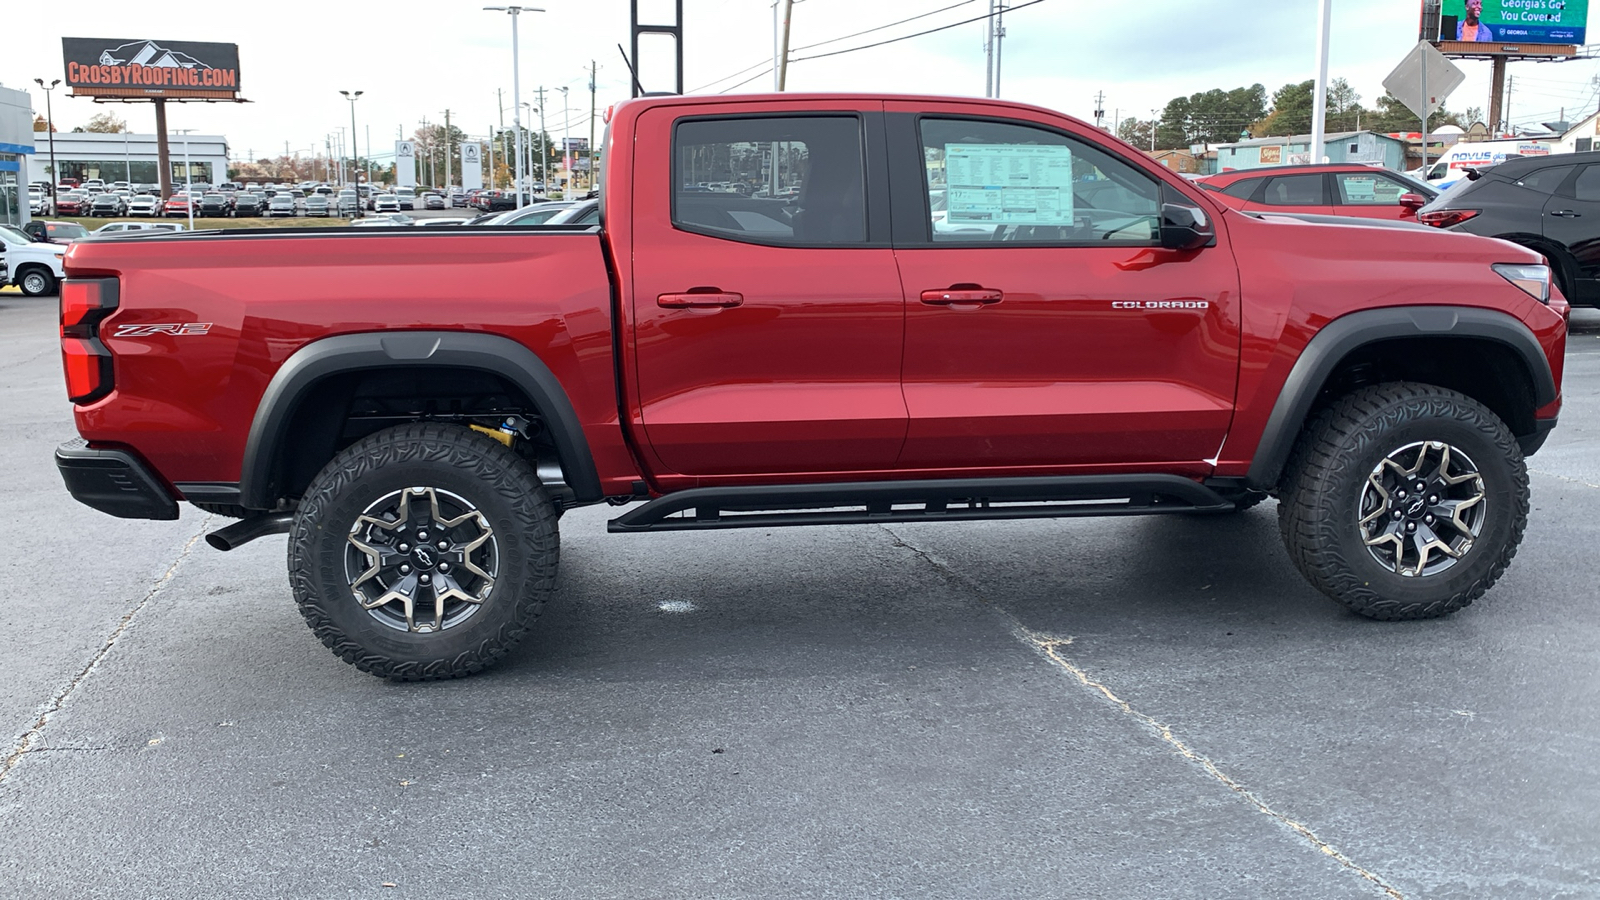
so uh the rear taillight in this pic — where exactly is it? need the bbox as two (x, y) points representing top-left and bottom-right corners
(59, 278), (119, 404)
(1418, 209), (1480, 228)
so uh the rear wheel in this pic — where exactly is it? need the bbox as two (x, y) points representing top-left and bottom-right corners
(288, 423), (559, 680)
(1278, 383), (1528, 620)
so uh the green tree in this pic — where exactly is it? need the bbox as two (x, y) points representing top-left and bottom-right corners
(1253, 81), (1317, 137)
(1117, 117), (1154, 150)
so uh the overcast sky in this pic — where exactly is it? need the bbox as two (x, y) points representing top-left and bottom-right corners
(6, 0), (1598, 163)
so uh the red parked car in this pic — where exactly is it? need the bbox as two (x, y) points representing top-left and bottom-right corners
(53, 192), (89, 216)
(1197, 163), (1438, 220)
(54, 93), (1566, 680)
(163, 193), (194, 217)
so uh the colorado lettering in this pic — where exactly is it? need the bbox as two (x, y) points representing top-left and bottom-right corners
(1111, 301), (1210, 310)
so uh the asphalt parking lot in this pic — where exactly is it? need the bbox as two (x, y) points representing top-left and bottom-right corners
(1, 289), (1597, 899)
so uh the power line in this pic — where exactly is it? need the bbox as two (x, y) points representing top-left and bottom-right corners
(689, 0), (980, 94)
(790, 0), (1050, 63)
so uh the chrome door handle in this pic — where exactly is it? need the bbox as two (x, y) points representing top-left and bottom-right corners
(920, 288), (1003, 306)
(658, 291), (744, 309)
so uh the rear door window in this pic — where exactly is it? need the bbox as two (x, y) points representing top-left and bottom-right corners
(1258, 174), (1327, 206)
(672, 116), (866, 246)
(1517, 165), (1575, 195)
(1566, 165), (1600, 202)
(1220, 178), (1260, 200)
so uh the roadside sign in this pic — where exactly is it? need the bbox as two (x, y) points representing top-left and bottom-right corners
(1384, 41), (1466, 120)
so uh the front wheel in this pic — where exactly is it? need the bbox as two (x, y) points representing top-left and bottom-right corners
(18, 267), (57, 297)
(288, 423), (560, 680)
(1278, 383), (1529, 620)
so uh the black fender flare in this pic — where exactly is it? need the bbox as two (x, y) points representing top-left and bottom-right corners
(239, 330), (603, 509)
(1245, 305), (1557, 491)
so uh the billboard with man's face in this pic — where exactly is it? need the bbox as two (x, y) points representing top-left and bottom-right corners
(1438, 0), (1588, 45)
(62, 38), (241, 100)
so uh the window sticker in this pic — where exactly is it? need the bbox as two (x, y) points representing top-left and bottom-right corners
(945, 144), (1075, 227)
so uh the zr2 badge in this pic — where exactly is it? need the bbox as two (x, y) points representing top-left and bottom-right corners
(113, 323), (213, 337)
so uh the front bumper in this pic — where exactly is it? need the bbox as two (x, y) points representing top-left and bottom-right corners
(55, 439), (179, 520)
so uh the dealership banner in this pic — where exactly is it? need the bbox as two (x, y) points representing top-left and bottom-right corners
(62, 38), (241, 98)
(1439, 0), (1588, 44)
(395, 141), (417, 188)
(461, 143), (483, 190)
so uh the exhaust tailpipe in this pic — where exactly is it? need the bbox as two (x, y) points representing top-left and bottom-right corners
(206, 513), (295, 552)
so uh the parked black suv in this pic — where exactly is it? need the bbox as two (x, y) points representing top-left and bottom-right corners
(1419, 150), (1600, 306)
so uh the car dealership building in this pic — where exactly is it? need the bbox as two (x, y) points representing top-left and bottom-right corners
(0, 83), (38, 228)
(30, 131), (229, 188)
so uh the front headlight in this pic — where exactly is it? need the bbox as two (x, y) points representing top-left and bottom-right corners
(1492, 263), (1551, 303)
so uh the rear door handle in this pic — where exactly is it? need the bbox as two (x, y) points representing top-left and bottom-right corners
(1550, 210), (1582, 218)
(920, 288), (1004, 306)
(658, 291), (744, 309)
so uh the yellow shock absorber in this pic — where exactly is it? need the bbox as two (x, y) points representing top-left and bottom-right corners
(469, 424), (514, 448)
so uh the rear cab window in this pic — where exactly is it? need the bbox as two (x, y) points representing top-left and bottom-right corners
(671, 116), (866, 246)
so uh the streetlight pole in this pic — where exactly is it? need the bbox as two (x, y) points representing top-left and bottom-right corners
(33, 79), (60, 208)
(174, 128), (196, 231)
(485, 5), (544, 210)
(559, 86), (570, 196)
(340, 90), (365, 219)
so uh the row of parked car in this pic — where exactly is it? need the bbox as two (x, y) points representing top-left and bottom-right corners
(1188, 154), (1600, 307)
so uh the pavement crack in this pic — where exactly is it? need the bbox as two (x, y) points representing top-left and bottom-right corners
(0, 520), (210, 784)
(1529, 468), (1600, 491)
(878, 523), (1405, 900)
(0, 347), (54, 373)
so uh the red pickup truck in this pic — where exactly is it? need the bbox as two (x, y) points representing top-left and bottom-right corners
(56, 94), (1567, 680)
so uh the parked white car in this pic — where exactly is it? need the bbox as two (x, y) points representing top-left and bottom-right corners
(28, 189), (52, 216)
(0, 225), (69, 296)
(91, 222), (185, 235)
(126, 195), (161, 217)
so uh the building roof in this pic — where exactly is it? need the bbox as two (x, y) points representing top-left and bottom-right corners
(1218, 131), (1396, 149)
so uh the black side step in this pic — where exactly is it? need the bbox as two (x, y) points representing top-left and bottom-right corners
(608, 475), (1232, 533)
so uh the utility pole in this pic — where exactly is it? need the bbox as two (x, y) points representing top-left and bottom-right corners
(443, 109), (453, 188)
(992, 3), (1006, 97)
(497, 87), (506, 190)
(488, 123), (496, 189)
(984, 1), (995, 97)
(1151, 109), (1158, 152)
(536, 86), (548, 193)
(1094, 91), (1106, 130)
(777, 0), (795, 90)
(589, 60), (598, 191)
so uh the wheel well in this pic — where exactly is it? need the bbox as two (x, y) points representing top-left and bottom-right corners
(271, 365), (554, 504)
(1315, 336), (1538, 437)
(1494, 233), (1576, 294)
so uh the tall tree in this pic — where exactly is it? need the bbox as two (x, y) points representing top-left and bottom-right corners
(1151, 84), (1268, 149)
(33, 114), (55, 133)
(1253, 81), (1317, 137)
(1116, 117), (1155, 150)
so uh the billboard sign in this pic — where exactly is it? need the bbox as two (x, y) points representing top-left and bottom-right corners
(1435, 0), (1588, 45)
(395, 141), (416, 188)
(461, 142), (483, 190)
(62, 38), (241, 99)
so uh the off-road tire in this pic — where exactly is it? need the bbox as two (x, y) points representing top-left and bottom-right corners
(1278, 382), (1528, 620)
(288, 423), (559, 680)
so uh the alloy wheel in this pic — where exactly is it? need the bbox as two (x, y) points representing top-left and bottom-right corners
(1358, 441), (1487, 577)
(344, 486), (499, 633)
